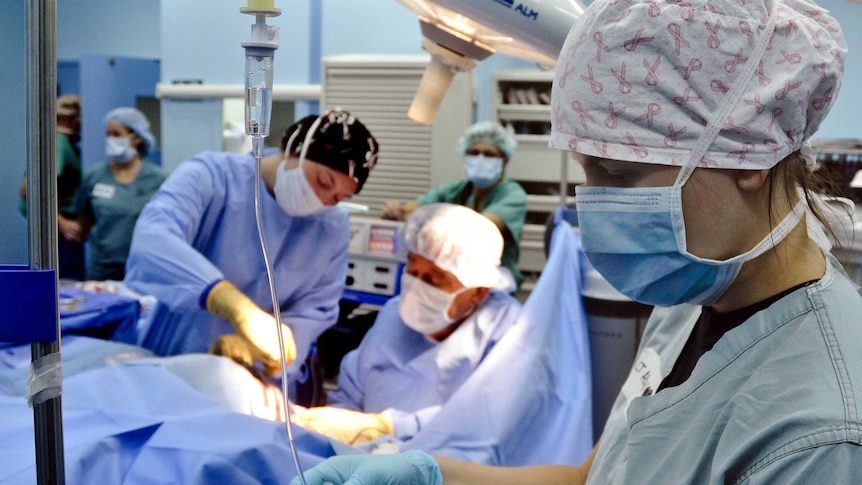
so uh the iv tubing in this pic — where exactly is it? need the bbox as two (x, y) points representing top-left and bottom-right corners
(252, 135), (308, 485)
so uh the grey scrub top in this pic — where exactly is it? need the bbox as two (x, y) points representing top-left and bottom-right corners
(587, 256), (862, 484)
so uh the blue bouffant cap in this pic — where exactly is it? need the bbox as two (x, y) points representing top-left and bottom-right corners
(104, 107), (155, 156)
(455, 121), (518, 160)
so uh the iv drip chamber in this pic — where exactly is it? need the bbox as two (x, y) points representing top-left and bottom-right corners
(244, 51), (274, 136)
(242, 18), (279, 137)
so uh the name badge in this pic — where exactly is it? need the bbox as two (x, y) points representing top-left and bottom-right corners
(621, 347), (663, 407)
(92, 183), (116, 199)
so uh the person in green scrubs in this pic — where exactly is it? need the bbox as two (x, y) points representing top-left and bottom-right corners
(19, 94), (86, 280)
(382, 121), (527, 289)
(75, 107), (165, 281)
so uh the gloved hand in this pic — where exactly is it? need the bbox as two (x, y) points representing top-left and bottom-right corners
(209, 333), (280, 377)
(380, 200), (406, 221)
(205, 280), (297, 374)
(289, 450), (442, 485)
(379, 200), (418, 221)
(291, 406), (394, 444)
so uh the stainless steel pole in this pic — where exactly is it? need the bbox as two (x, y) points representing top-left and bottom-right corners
(25, 0), (65, 483)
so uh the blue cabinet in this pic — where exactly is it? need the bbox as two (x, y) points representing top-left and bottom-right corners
(77, 54), (161, 170)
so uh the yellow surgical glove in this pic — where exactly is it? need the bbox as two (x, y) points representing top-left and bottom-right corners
(210, 333), (280, 377)
(205, 280), (297, 373)
(380, 200), (419, 221)
(292, 406), (394, 444)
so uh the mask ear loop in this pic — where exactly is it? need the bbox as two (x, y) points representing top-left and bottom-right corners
(297, 113), (326, 168)
(443, 284), (477, 322)
(278, 113), (326, 185)
(283, 126), (302, 161)
(672, 2), (778, 254)
(277, 126), (304, 178)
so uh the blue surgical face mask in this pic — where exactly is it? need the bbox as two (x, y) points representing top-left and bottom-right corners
(464, 155), (503, 189)
(575, 184), (806, 307)
(105, 135), (137, 163)
(572, 6), (809, 308)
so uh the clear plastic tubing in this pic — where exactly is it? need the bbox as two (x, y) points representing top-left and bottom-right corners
(243, 13), (308, 485)
(252, 143), (307, 485)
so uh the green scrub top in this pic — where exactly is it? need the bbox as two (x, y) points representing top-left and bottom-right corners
(417, 178), (527, 288)
(18, 133), (82, 217)
(75, 161), (165, 281)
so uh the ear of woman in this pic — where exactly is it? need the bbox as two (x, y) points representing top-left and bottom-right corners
(735, 169), (770, 192)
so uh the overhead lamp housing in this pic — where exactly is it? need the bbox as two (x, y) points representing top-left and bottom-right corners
(396, 0), (585, 124)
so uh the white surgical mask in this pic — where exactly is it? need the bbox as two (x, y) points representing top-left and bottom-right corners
(398, 273), (469, 336)
(105, 135), (137, 163)
(274, 160), (326, 216)
(464, 155), (503, 189)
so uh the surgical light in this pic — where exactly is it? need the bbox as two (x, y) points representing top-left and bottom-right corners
(395, 0), (586, 125)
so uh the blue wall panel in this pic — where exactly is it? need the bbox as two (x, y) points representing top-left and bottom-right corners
(0, 1), (29, 265)
(78, 54), (161, 171)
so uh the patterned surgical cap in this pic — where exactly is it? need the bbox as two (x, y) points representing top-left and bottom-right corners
(282, 109), (379, 193)
(549, 0), (846, 170)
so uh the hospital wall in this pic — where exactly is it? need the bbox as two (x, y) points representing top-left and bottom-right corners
(1, 0), (861, 268)
(0, 1), (28, 266)
(814, 0), (862, 138)
(0, 0), (160, 266)
(157, 1), (531, 175)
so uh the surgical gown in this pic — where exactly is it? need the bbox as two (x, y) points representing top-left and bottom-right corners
(587, 256), (862, 484)
(400, 210), (594, 466)
(328, 290), (521, 442)
(125, 151), (350, 373)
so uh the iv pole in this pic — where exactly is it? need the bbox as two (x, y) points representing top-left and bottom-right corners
(25, 0), (65, 483)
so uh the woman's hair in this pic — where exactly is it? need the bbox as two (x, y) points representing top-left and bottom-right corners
(128, 128), (148, 157)
(769, 151), (852, 252)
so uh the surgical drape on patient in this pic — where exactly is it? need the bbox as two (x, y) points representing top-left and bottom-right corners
(0, 337), (335, 484)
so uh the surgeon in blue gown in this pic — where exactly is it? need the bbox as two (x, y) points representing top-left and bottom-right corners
(125, 109), (379, 376)
(292, 203), (522, 447)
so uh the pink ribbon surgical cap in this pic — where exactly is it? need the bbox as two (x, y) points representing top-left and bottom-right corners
(549, 0), (847, 170)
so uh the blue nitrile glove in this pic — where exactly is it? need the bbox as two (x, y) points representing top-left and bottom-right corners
(291, 450), (443, 485)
